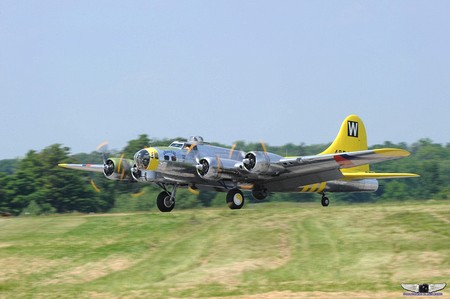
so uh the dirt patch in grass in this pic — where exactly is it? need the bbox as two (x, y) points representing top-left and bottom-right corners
(390, 250), (450, 281)
(167, 231), (292, 287)
(0, 242), (13, 248)
(0, 257), (60, 282)
(43, 255), (137, 285)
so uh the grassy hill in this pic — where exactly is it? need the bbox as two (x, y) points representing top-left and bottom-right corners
(1, 201), (449, 298)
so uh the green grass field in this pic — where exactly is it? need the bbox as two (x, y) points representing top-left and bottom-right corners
(1, 201), (449, 298)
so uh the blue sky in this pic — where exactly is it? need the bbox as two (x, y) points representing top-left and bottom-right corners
(1, 1), (449, 159)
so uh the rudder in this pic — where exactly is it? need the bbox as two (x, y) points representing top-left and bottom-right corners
(320, 114), (369, 172)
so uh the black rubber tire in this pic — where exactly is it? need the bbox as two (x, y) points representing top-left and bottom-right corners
(251, 188), (268, 200)
(321, 196), (330, 207)
(157, 191), (175, 212)
(226, 188), (245, 209)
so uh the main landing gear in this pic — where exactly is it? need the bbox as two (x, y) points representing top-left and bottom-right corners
(321, 193), (330, 207)
(156, 185), (177, 212)
(155, 184), (245, 212)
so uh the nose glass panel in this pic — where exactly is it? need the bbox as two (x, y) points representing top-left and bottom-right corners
(135, 149), (150, 169)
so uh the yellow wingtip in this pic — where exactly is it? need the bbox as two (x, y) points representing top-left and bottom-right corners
(373, 148), (411, 157)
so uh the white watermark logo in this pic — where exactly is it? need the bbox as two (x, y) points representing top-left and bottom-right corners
(402, 283), (446, 296)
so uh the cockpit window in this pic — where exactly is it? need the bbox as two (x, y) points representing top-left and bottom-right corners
(169, 142), (184, 149)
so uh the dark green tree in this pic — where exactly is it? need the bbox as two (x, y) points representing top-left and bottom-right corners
(0, 159), (19, 175)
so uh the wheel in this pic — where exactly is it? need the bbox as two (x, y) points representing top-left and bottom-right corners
(226, 188), (245, 209)
(251, 186), (268, 200)
(157, 191), (175, 212)
(321, 196), (330, 207)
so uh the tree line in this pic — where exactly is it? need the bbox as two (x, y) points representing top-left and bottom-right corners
(0, 135), (448, 215)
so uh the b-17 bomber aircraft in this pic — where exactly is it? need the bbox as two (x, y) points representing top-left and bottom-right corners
(59, 115), (418, 212)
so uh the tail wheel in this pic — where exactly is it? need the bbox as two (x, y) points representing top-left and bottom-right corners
(157, 191), (175, 212)
(226, 188), (244, 210)
(321, 196), (330, 207)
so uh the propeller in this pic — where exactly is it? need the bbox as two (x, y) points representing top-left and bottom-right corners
(188, 186), (200, 196)
(89, 173), (101, 193)
(96, 141), (109, 163)
(228, 143), (246, 160)
(196, 159), (209, 176)
(186, 143), (196, 155)
(243, 154), (256, 170)
(86, 141), (110, 193)
(228, 143), (237, 159)
(88, 141), (145, 197)
(242, 140), (268, 171)
(117, 153), (126, 180)
(130, 184), (146, 198)
(217, 155), (222, 173)
(131, 191), (145, 198)
(259, 139), (268, 153)
(104, 159), (115, 176)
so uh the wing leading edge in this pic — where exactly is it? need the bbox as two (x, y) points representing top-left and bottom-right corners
(58, 163), (104, 173)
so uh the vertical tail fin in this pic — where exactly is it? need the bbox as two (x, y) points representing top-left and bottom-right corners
(320, 114), (369, 173)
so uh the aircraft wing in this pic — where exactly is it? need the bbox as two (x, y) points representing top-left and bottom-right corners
(58, 163), (104, 173)
(262, 148), (412, 190)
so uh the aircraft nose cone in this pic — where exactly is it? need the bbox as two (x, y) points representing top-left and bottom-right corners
(135, 149), (150, 170)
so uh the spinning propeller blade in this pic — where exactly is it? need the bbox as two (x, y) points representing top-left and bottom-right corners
(260, 139), (267, 153)
(131, 190), (145, 198)
(188, 186), (200, 196)
(96, 141), (109, 164)
(90, 178), (101, 193)
(228, 143), (237, 159)
(186, 144), (196, 155)
(118, 153), (126, 180)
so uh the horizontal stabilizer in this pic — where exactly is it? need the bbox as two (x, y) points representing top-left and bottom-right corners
(372, 148), (411, 157)
(330, 148), (411, 171)
(343, 172), (419, 180)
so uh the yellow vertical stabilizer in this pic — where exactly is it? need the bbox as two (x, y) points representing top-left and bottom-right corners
(320, 114), (369, 173)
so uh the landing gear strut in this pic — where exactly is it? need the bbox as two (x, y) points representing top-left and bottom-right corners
(321, 193), (330, 207)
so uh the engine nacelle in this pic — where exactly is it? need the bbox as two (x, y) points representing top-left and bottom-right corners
(242, 151), (283, 175)
(196, 157), (237, 180)
(103, 158), (134, 181)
